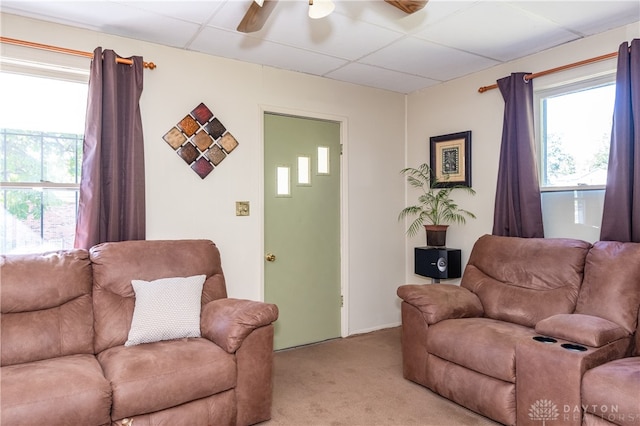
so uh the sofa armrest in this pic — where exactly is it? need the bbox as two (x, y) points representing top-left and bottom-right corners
(535, 313), (629, 348)
(201, 298), (279, 353)
(397, 284), (484, 325)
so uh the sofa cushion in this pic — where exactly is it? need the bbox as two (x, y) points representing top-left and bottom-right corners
(114, 390), (237, 426)
(426, 317), (538, 383)
(1, 250), (94, 366)
(0, 354), (111, 425)
(126, 275), (206, 346)
(535, 314), (629, 348)
(576, 241), (640, 335)
(90, 239), (228, 353)
(582, 357), (640, 426)
(461, 235), (591, 328)
(98, 337), (236, 420)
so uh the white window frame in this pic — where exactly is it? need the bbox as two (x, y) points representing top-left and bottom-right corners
(534, 72), (616, 193)
(533, 67), (617, 243)
(1, 54), (89, 253)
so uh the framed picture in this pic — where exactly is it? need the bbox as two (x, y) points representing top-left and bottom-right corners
(429, 131), (471, 188)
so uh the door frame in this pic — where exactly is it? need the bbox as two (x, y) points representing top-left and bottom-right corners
(258, 104), (349, 338)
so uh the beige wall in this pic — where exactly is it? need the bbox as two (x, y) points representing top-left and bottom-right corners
(404, 22), (639, 284)
(2, 12), (638, 333)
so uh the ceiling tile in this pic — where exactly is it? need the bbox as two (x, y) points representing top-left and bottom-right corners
(2, 1), (202, 48)
(414, 1), (581, 61)
(112, 1), (226, 26)
(360, 37), (500, 81)
(333, 0), (477, 34)
(512, 1), (640, 36)
(190, 26), (348, 76)
(204, 0), (256, 32)
(326, 62), (440, 93)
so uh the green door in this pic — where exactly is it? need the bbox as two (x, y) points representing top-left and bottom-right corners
(264, 113), (341, 350)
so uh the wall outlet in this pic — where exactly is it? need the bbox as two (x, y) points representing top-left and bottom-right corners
(236, 201), (250, 216)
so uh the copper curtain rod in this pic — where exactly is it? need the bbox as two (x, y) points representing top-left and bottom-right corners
(0, 36), (156, 70)
(477, 51), (618, 93)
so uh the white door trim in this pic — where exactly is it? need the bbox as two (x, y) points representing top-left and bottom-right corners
(258, 104), (349, 338)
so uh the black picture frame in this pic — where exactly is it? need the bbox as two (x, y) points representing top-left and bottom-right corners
(429, 131), (472, 188)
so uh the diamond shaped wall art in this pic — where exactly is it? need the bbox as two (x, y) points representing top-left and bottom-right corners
(162, 102), (239, 179)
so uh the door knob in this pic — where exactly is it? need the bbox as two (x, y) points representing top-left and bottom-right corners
(265, 253), (276, 262)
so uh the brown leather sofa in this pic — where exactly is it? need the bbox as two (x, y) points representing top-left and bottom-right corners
(1, 239), (279, 426)
(397, 234), (640, 426)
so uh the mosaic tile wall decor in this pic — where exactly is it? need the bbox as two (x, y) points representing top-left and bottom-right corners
(162, 102), (239, 179)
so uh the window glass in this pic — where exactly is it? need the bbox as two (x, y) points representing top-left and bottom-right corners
(538, 78), (615, 189)
(0, 70), (87, 254)
(276, 166), (290, 196)
(535, 74), (615, 243)
(297, 156), (311, 185)
(317, 146), (330, 175)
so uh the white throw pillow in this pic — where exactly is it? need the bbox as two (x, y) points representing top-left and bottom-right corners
(125, 274), (206, 347)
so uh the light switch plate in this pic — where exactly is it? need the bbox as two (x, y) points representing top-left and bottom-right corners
(236, 201), (250, 216)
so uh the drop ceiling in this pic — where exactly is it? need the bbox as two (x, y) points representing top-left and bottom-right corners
(2, 0), (639, 93)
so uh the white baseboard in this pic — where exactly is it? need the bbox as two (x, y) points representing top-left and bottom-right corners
(347, 322), (401, 337)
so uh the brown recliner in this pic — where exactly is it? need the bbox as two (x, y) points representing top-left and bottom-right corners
(397, 235), (640, 426)
(90, 239), (280, 425)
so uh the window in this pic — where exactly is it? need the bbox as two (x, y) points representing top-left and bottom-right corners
(0, 69), (88, 254)
(535, 74), (615, 242)
(537, 77), (615, 189)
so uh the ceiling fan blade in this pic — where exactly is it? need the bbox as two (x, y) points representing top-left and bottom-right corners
(237, 0), (278, 33)
(384, 0), (428, 14)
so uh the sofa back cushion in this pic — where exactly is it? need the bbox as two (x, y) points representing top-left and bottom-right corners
(90, 239), (227, 353)
(575, 241), (640, 336)
(1, 250), (94, 366)
(462, 235), (591, 327)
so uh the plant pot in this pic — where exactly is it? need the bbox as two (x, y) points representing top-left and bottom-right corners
(425, 225), (448, 247)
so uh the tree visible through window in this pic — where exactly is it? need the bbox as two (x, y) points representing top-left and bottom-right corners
(0, 71), (87, 254)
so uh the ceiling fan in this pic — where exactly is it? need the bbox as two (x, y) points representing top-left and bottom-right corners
(237, 0), (429, 33)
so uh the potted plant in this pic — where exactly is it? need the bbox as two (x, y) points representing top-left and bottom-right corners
(398, 163), (476, 247)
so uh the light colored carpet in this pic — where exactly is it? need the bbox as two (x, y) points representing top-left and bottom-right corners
(262, 327), (501, 426)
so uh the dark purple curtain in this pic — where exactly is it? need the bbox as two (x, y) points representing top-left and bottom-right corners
(600, 39), (640, 243)
(74, 48), (146, 249)
(492, 72), (544, 238)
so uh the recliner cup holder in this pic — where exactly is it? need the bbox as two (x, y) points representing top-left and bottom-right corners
(532, 336), (557, 344)
(561, 343), (588, 352)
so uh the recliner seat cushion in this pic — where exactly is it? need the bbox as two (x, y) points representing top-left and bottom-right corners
(426, 318), (538, 383)
(581, 357), (640, 426)
(98, 337), (236, 420)
(0, 354), (112, 425)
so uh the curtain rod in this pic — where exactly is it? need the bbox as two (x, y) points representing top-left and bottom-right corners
(477, 51), (617, 93)
(0, 36), (156, 70)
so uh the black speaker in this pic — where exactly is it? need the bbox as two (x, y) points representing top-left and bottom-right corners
(414, 247), (462, 279)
